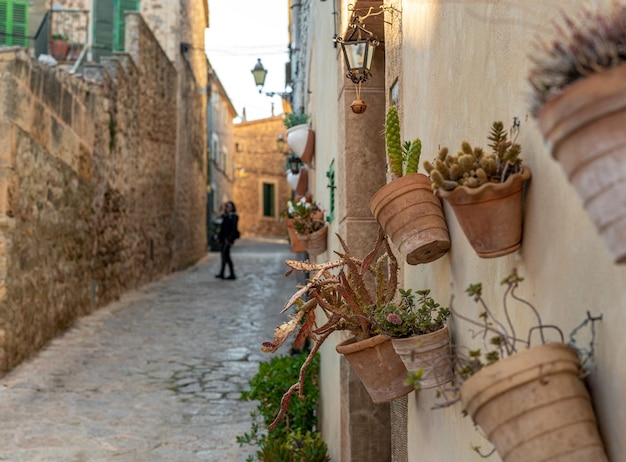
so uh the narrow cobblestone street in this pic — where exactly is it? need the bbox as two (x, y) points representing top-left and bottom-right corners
(0, 238), (296, 462)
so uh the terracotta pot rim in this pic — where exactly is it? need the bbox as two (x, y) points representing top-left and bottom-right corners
(436, 166), (531, 202)
(295, 224), (328, 239)
(388, 324), (449, 341)
(461, 342), (579, 404)
(538, 63), (626, 139)
(335, 334), (388, 354)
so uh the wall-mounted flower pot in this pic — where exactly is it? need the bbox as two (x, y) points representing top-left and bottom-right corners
(286, 219), (307, 253)
(287, 124), (315, 167)
(390, 325), (453, 389)
(538, 63), (626, 264)
(286, 167), (308, 197)
(370, 173), (451, 265)
(336, 334), (413, 403)
(296, 224), (328, 257)
(461, 343), (608, 462)
(436, 167), (531, 258)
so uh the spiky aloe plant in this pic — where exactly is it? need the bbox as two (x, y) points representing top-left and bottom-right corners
(385, 105), (422, 178)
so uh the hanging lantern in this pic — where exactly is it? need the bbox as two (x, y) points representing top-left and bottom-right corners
(336, 17), (380, 114)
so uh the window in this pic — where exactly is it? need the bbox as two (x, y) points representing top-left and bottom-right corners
(262, 182), (275, 217)
(0, 1), (28, 47)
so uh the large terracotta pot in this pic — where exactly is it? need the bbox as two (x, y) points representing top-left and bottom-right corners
(336, 334), (413, 403)
(461, 343), (608, 462)
(287, 124), (315, 167)
(437, 167), (531, 258)
(390, 325), (453, 389)
(537, 63), (626, 264)
(296, 225), (328, 257)
(370, 173), (450, 265)
(286, 219), (307, 253)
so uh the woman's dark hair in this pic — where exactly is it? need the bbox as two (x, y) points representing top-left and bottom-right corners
(226, 201), (237, 212)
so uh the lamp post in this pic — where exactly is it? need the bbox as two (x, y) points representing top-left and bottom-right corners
(251, 58), (268, 93)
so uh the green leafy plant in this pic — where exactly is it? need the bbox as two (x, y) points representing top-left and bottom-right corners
(283, 112), (311, 129)
(373, 289), (449, 339)
(528, 3), (626, 116)
(237, 352), (329, 462)
(385, 105), (421, 178)
(423, 121), (523, 191)
(51, 34), (69, 41)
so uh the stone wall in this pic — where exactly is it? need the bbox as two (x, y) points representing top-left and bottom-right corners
(0, 10), (204, 374)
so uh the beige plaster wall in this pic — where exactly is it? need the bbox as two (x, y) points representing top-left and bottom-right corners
(302, 0), (626, 460)
(391, 1), (626, 460)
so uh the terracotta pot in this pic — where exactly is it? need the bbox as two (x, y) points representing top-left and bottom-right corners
(286, 219), (307, 253)
(296, 224), (328, 256)
(336, 334), (413, 403)
(461, 343), (608, 462)
(287, 124), (315, 167)
(390, 325), (453, 389)
(50, 39), (69, 60)
(370, 173), (450, 265)
(437, 167), (531, 258)
(538, 63), (626, 264)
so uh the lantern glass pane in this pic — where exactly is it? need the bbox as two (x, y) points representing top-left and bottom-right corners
(345, 41), (368, 70)
(366, 42), (375, 70)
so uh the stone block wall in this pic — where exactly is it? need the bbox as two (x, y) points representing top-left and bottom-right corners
(0, 11), (204, 375)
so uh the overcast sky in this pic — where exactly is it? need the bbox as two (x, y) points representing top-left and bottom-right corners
(205, 0), (290, 122)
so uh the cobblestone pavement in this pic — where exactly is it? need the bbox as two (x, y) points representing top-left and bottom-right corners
(0, 238), (298, 462)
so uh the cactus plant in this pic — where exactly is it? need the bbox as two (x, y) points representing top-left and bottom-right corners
(385, 105), (421, 178)
(423, 121), (523, 191)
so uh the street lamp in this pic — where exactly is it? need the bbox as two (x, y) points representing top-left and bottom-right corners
(287, 153), (302, 175)
(251, 58), (268, 93)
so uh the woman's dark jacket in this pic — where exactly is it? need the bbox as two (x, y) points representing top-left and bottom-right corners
(218, 212), (239, 243)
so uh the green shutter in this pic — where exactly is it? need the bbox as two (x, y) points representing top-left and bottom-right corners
(326, 160), (335, 223)
(115, 0), (139, 51)
(0, 1), (29, 47)
(93, 0), (115, 61)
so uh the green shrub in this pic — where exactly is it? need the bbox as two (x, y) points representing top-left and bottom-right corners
(238, 352), (329, 462)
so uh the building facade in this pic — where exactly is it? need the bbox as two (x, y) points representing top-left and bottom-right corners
(290, 0), (626, 461)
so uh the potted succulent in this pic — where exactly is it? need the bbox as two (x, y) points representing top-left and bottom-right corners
(289, 198), (328, 257)
(283, 112), (315, 167)
(262, 227), (413, 429)
(423, 121), (532, 258)
(433, 270), (607, 461)
(373, 288), (453, 390)
(369, 105), (451, 265)
(528, 3), (626, 264)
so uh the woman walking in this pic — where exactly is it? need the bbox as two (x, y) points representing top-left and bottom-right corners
(216, 201), (239, 280)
